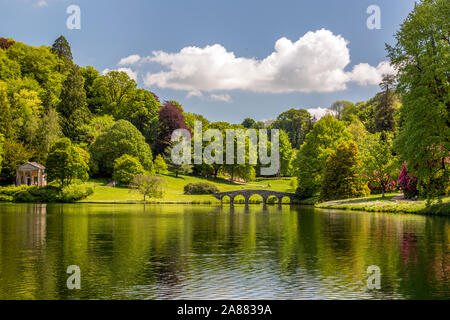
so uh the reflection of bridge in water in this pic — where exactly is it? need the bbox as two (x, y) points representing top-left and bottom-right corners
(214, 189), (296, 207)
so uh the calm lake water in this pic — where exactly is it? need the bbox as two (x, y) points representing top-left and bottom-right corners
(0, 203), (448, 300)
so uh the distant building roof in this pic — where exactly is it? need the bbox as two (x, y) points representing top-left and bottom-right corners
(18, 162), (46, 170)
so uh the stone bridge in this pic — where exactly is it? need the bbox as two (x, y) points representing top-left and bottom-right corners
(214, 189), (296, 206)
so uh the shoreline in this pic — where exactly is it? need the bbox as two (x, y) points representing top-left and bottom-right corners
(315, 193), (450, 216)
(1, 195), (449, 216)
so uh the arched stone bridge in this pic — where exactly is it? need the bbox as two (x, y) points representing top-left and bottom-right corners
(214, 189), (296, 206)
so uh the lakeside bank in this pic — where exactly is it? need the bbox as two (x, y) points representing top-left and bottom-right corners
(315, 193), (450, 215)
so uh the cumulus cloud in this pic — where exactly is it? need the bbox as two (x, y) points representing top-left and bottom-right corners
(210, 94), (231, 102)
(102, 68), (138, 81)
(118, 54), (142, 66)
(133, 29), (394, 94)
(306, 107), (336, 119)
(348, 61), (395, 85)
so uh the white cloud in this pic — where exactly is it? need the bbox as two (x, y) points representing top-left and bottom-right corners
(348, 61), (395, 85)
(34, 0), (48, 7)
(135, 29), (393, 94)
(118, 54), (142, 66)
(306, 107), (336, 119)
(186, 90), (203, 98)
(102, 68), (138, 81)
(210, 94), (231, 103)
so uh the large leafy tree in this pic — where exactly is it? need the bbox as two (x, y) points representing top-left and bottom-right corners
(58, 65), (91, 142)
(279, 129), (295, 177)
(0, 134), (3, 172)
(270, 108), (314, 149)
(0, 81), (14, 138)
(320, 141), (369, 201)
(92, 71), (137, 117)
(118, 88), (160, 145)
(185, 112), (210, 131)
(7, 41), (65, 109)
(346, 115), (368, 145)
(89, 120), (153, 176)
(11, 88), (42, 144)
(388, 0), (449, 198)
(77, 115), (115, 147)
(329, 100), (354, 120)
(163, 145), (193, 178)
(80, 66), (102, 114)
(112, 154), (145, 186)
(0, 48), (20, 80)
(35, 108), (62, 161)
(293, 114), (352, 198)
(156, 101), (190, 155)
(0, 139), (34, 185)
(130, 174), (166, 201)
(153, 154), (168, 174)
(241, 118), (256, 129)
(46, 138), (90, 187)
(359, 132), (397, 197)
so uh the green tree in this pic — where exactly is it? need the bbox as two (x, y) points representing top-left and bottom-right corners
(346, 115), (368, 145)
(89, 120), (153, 176)
(77, 115), (115, 147)
(0, 139), (34, 185)
(113, 154), (145, 186)
(241, 118), (256, 129)
(388, 0), (449, 199)
(153, 154), (168, 174)
(118, 88), (160, 144)
(320, 141), (369, 201)
(130, 174), (166, 201)
(0, 134), (3, 172)
(360, 132), (397, 197)
(329, 100), (354, 120)
(293, 114), (352, 198)
(11, 88), (42, 144)
(51, 35), (73, 62)
(374, 74), (398, 132)
(356, 95), (380, 133)
(185, 112), (210, 131)
(279, 129), (295, 176)
(0, 81), (14, 138)
(35, 108), (62, 161)
(46, 138), (90, 187)
(58, 65), (91, 141)
(7, 40), (65, 108)
(80, 66), (101, 114)
(0, 49), (21, 80)
(92, 71), (137, 117)
(270, 108), (313, 148)
(164, 145), (193, 178)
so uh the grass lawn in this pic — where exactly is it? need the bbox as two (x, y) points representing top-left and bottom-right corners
(316, 193), (450, 215)
(81, 175), (296, 204)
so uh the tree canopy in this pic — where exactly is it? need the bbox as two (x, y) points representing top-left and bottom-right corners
(388, 0), (449, 198)
(89, 120), (153, 176)
(293, 114), (352, 198)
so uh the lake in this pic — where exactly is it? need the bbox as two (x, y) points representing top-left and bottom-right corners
(0, 203), (448, 299)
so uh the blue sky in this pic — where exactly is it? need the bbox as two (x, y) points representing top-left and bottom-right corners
(0, 0), (415, 123)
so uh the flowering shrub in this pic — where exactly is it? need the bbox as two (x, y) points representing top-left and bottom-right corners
(365, 171), (396, 193)
(397, 164), (418, 199)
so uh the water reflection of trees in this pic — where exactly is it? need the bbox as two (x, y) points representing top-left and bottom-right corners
(0, 204), (448, 299)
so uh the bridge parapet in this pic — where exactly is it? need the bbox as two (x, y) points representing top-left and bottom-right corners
(214, 189), (296, 206)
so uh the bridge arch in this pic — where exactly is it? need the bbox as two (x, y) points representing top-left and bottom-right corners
(214, 189), (296, 207)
